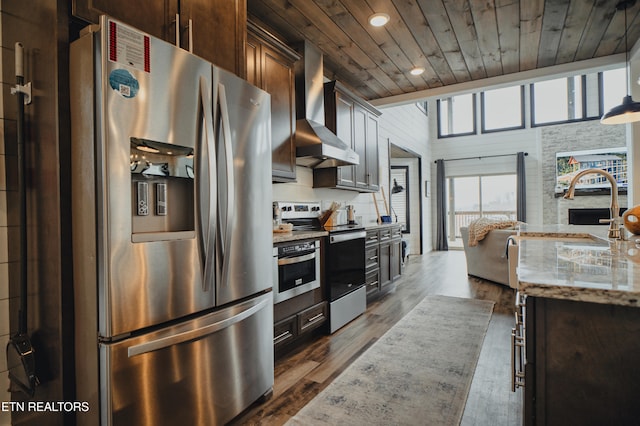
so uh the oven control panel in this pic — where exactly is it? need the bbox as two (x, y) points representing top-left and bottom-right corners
(274, 201), (321, 220)
(277, 240), (319, 257)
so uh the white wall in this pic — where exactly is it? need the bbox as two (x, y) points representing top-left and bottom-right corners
(378, 104), (431, 253)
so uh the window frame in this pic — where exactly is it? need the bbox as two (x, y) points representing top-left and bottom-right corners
(436, 93), (477, 138)
(599, 68), (628, 118)
(480, 85), (526, 133)
(530, 75), (600, 127)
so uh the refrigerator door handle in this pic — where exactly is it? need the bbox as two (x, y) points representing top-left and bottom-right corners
(126, 295), (270, 357)
(217, 83), (235, 288)
(197, 75), (216, 292)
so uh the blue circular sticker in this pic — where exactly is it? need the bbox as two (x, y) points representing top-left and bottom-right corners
(109, 69), (139, 99)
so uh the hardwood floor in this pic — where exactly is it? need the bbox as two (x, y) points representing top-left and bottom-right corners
(231, 251), (523, 425)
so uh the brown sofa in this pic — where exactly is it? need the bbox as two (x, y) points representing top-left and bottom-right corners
(460, 226), (517, 286)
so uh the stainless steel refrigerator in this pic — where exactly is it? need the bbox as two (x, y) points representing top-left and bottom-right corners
(70, 16), (273, 425)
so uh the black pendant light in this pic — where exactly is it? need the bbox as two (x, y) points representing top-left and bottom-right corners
(601, 0), (640, 124)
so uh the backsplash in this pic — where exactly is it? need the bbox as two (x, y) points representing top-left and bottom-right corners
(272, 166), (387, 227)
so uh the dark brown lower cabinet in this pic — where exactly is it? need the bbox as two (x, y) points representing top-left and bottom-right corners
(525, 297), (640, 425)
(365, 225), (402, 300)
(273, 299), (327, 353)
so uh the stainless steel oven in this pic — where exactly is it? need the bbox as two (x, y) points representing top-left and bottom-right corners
(272, 239), (320, 303)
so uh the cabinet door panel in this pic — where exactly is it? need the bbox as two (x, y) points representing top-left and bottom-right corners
(73, 0), (178, 42)
(353, 104), (368, 188)
(181, 0), (246, 75)
(390, 240), (401, 281)
(263, 47), (296, 180)
(379, 242), (391, 288)
(335, 95), (355, 186)
(366, 113), (379, 191)
(245, 36), (260, 87)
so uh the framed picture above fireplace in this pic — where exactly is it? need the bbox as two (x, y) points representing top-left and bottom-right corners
(555, 147), (627, 196)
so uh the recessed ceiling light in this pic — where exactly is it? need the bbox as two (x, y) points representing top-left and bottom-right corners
(410, 67), (425, 76)
(369, 13), (390, 27)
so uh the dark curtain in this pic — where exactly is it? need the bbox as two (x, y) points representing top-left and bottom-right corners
(516, 152), (527, 222)
(436, 159), (448, 251)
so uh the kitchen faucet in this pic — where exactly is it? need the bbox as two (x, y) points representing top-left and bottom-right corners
(563, 168), (623, 239)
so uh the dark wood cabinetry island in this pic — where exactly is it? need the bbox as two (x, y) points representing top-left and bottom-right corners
(515, 225), (640, 425)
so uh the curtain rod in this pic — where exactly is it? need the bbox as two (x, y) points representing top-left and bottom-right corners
(434, 152), (528, 163)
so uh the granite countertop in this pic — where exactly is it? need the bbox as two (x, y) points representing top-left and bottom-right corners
(516, 224), (640, 307)
(272, 230), (328, 244)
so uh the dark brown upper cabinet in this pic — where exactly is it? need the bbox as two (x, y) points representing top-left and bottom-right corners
(246, 21), (300, 182)
(72, 0), (246, 76)
(314, 81), (381, 192)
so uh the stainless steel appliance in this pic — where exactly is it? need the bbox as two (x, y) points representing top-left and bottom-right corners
(324, 228), (366, 333)
(273, 201), (322, 303)
(273, 239), (320, 303)
(276, 201), (366, 333)
(293, 41), (359, 168)
(70, 17), (273, 425)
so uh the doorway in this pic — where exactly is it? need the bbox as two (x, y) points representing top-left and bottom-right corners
(389, 143), (423, 256)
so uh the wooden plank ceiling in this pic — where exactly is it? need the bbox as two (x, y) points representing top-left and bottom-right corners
(247, 0), (640, 102)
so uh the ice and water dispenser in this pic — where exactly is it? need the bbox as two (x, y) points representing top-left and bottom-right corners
(130, 138), (195, 241)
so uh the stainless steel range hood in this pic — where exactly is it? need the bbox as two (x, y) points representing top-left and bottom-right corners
(294, 41), (359, 168)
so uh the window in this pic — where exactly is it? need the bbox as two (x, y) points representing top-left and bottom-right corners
(446, 174), (517, 246)
(437, 93), (476, 137)
(531, 76), (588, 125)
(601, 67), (627, 114)
(481, 86), (525, 132)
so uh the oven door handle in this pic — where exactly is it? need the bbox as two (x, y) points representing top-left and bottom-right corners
(278, 252), (316, 266)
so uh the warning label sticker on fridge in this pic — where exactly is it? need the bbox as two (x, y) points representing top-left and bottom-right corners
(108, 20), (150, 73)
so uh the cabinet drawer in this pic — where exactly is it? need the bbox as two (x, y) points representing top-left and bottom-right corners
(365, 247), (379, 272)
(365, 270), (380, 296)
(379, 228), (392, 242)
(366, 230), (379, 246)
(391, 226), (402, 239)
(274, 315), (296, 347)
(298, 302), (327, 334)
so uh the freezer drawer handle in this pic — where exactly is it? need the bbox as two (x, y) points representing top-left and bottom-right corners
(127, 296), (269, 357)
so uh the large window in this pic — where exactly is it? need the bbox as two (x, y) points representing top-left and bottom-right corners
(446, 174), (517, 246)
(437, 93), (476, 137)
(481, 86), (525, 132)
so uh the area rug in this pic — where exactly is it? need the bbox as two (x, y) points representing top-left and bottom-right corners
(286, 295), (495, 426)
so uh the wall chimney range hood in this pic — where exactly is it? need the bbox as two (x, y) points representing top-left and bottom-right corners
(294, 41), (359, 168)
